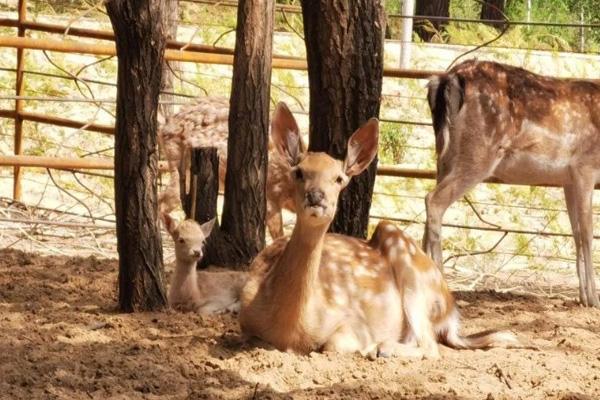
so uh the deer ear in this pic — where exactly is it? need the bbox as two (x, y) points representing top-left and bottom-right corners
(199, 218), (216, 239)
(161, 212), (178, 237)
(344, 118), (379, 177)
(271, 102), (304, 166)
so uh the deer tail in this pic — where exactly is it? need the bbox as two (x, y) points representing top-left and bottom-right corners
(426, 74), (464, 159)
(437, 308), (519, 350)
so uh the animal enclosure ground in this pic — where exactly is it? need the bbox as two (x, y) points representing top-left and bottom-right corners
(0, 248), (599, 400)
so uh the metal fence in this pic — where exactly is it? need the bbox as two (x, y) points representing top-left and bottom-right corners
(0, 0), (599, 292)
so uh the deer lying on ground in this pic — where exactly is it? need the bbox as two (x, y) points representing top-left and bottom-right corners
(423, 59), (600, 307)
(239, 103), (517, 358)
(162, 213), (247, 314)
(158, 97), (301, 238)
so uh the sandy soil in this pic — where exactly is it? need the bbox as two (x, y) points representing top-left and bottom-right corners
(1, 248), (599, 400)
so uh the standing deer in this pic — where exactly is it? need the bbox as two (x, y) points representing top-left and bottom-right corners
(158, 97), (301, 238)
(240, 103), (517, 358)
(423, 59), (600, 307)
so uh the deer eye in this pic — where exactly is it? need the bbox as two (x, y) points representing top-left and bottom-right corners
(335, 176), (344, 184)
(294, 169), (304, 181)
(178, 238), (185, 244)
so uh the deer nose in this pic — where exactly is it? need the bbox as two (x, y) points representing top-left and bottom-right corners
(305, 190), (324, 206)
(193, 250), (201, 258)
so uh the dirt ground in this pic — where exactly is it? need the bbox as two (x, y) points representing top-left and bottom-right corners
(0, 248), (599, 400)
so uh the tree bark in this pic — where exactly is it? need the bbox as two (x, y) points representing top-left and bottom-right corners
(179, 147), (222, 269)
(301, 0), (384, 238)
(159, 0), (178, 122)
(106, 0), (168, 312)
(414, 0), (450, 42)
(217, 0), (274, 268)
(480, 0), (506, 29)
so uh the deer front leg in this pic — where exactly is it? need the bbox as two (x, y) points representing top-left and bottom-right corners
(564, 177), (599, 307)
(266, 200), (284, 239)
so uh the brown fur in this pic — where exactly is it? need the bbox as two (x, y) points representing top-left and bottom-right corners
(423, 59), (600, 307)
(240, 103), (517, 358)
(162, 214), (247, 314)
(158, 97), (301, 239)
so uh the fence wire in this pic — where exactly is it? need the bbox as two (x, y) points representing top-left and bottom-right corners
(0, 0), (599, 296)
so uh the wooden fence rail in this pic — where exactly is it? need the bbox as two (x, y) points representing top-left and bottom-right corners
(1, 4), (596, 203)
(0, 155), (168, 171)
(0, 35), (439, 78)
(0, 11), (436, 200)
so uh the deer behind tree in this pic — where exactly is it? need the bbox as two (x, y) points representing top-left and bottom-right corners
(158, 97), (301, 239)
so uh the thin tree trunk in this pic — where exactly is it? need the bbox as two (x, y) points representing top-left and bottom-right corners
(210, 0), (274, 268)
(301, 0), (384, 238)
(480, 0), (506, 29)
(106, 0), (168, 312)
(159, 0), (178, 123)
(181, 148), (222, 269)
(414, 0), (449, 42)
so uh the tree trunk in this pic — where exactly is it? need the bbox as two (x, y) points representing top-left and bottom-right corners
(301, 0), (384, 238)
(217, 0), (274, 268)
(179, 147), (222, 269)
(480, 0), (506, 29)
(106, 0), (168, 312)
(414, 0), (450, 42)
(159, 0), (178, 123)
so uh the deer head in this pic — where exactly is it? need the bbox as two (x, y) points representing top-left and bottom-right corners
(270, 103), (379, 227)
(161, 213), (215, 265)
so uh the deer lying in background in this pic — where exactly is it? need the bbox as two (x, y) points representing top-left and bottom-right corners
(239, 103), (517, 358)
(158, 97), (301, 238)
(423, 59), (600, 307)
(162, 213), (247, 314)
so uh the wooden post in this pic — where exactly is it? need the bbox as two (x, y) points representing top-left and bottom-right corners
(180, 147), (219, 222)
(106, 0), (168, 312)
(180, 147), (222, 268)
(13, 0), (27, 200)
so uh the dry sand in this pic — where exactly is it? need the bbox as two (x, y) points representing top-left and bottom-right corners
(1, 248), (599, 399)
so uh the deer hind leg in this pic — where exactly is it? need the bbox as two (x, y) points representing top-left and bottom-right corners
(377, 340), (424, 358)
(402, 287), (440, 359)
(322, 324), (375, 356)
(423, 166), (494, 271)
(564, 179), (599, 307)
(370, 221), (440, 358)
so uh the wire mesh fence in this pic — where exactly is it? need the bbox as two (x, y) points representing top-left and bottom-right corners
(0, 0), (599, 295)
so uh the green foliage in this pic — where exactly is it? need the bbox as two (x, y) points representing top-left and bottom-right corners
(449, 0), (480, 19)
(384, 0), (600, 52)
(378, 121), (407, 165)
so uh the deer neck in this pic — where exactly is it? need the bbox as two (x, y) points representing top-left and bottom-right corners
(170, 259), (200, 299)
(269, 217), (329, 322)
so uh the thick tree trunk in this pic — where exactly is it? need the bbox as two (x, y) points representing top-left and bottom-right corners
(301, 0), (384, 238)
(106, 0), (168, 312)
(480, 0), (506, 29)
(414, 0), (450, 42)
(216, 0), (274, 268)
